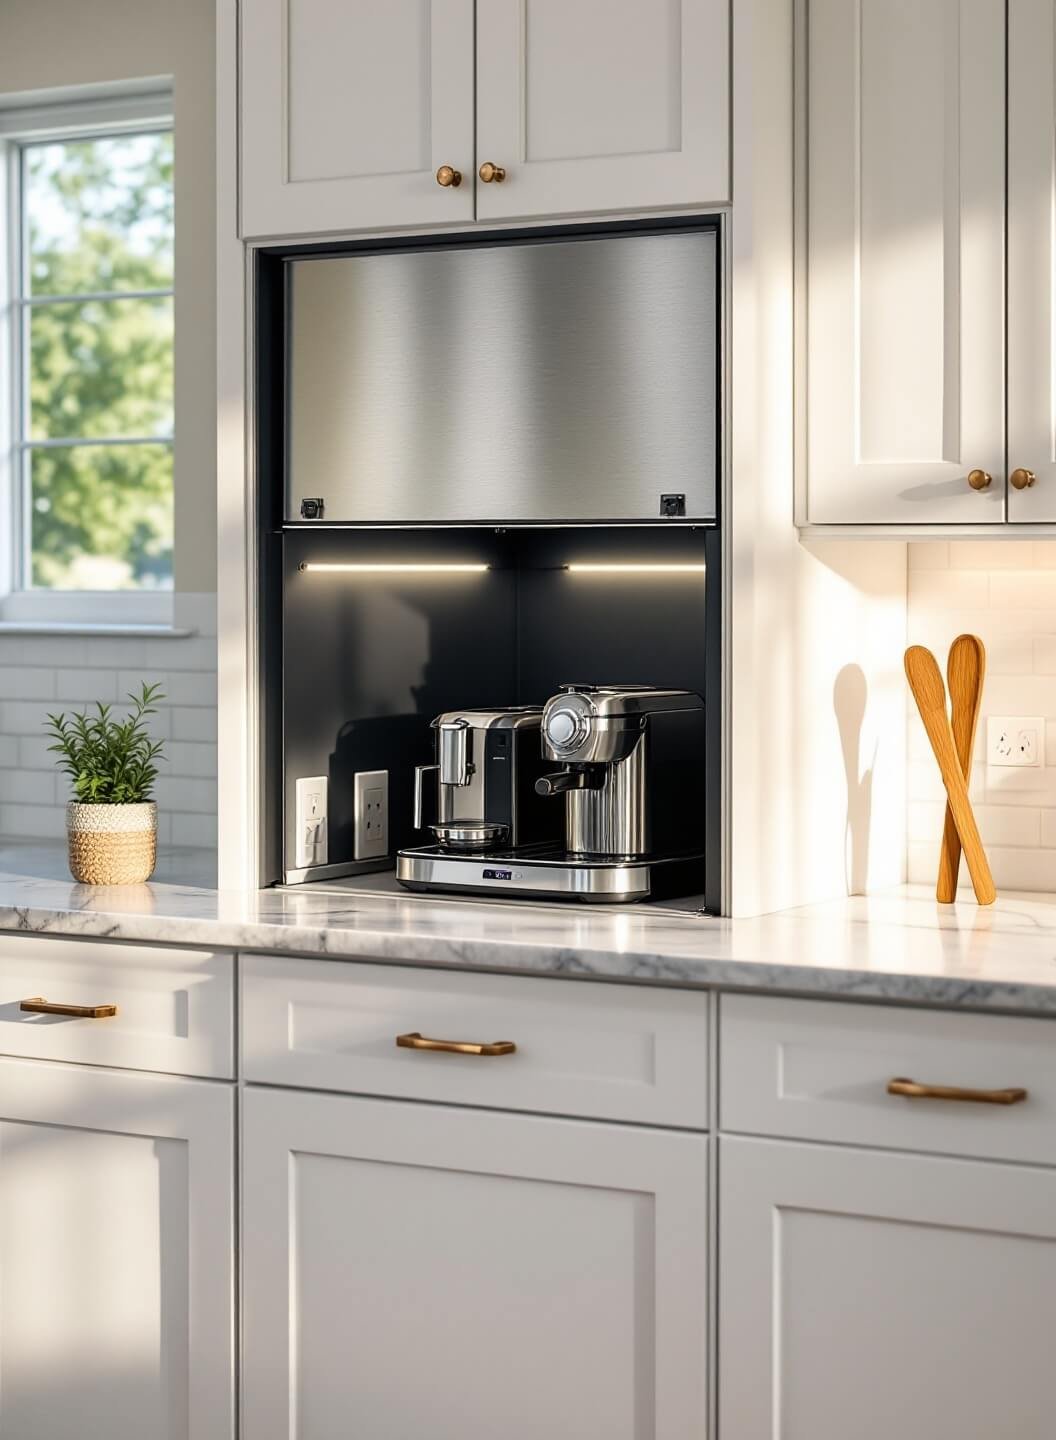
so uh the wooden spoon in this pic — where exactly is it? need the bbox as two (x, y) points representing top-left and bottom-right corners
(937, 635), (987, 903)
(905, 645), (995, 906)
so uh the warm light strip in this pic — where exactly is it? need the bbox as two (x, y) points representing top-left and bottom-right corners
(565, 563), (707, 574)
(300, 563), (490, 574)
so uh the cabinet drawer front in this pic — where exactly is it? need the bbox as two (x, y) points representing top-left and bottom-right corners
(721, 995), (1056, 1164)
(0, 935), (234, 1078)
(242, 956), (709, 1127)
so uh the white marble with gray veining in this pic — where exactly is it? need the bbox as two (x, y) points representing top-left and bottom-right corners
(2, 843), (1056, 1013)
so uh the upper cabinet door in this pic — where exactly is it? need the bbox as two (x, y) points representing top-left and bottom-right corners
(1008, 0), (1056, 522)
(475, 0), (729, 222)
(805, 0), (1006, 524)
(240, 0), (475, 240)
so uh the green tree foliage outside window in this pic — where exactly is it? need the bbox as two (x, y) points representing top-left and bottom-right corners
(23, 130), (174, 590)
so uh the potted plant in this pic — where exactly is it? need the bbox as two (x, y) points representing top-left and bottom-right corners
(46, 682), (166, 885)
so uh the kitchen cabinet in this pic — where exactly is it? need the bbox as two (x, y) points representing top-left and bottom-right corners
(0, 1055), (234, 1439)
(1007, 0), (1056, 522)
(720, 1136), (1056, 1439)
(474, 0), (729, 222)
(241, 1086), (709, 1439)
(239, 0), (475, 239)
(239, 0), (729, 240)
(803, 0), (1006, 525)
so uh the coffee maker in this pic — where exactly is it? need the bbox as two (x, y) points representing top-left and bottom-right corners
(411, 707), (559, 852)
(396, 685), (706, 903)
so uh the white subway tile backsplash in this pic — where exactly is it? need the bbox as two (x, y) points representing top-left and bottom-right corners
(145, 636), (218, 671)
(990, 571), (1056, 610)
(908, 543), (949, 570)
(54, 669), (118, 702)
(0, 599), (218, 858)
(948, 540), (1033, 571)
(907, 571), (989, 609)
(171, 812), (217, 848)
(0, 804), (65, 840)
(154, 777), (217, 814)
(171, 707), (217, 742)
(1, 668), (57, 700)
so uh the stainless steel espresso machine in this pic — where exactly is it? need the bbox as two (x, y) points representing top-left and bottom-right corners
(396, 686), (706, 903)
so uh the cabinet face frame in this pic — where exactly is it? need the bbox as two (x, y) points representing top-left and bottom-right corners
(1007, 0), (1056, 522)
(0, 1055), (235, 1440)
(241, 1086), (709, 1438)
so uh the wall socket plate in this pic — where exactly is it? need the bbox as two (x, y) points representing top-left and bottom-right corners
(354, 769), (389, 860)
(986, 716), (1045, 769)
(294, 775), (328, 868)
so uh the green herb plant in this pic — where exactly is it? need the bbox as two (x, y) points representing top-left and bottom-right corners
(46, 682), (166, 805)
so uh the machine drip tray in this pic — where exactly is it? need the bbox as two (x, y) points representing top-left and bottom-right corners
(395, 845), (706, 904)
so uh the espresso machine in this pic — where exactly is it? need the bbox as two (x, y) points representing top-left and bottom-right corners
(397, 685), (706, 903)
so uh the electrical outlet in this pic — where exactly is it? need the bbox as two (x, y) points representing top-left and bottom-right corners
(354, 769), (389, 860)
(986, 716), (1045, 769)
(295, 776), (328, 868)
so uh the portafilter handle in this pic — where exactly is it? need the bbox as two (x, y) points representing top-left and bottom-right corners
(535, 769), (603, 797)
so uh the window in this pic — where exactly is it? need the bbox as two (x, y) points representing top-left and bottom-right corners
(1, 87), (174, 622)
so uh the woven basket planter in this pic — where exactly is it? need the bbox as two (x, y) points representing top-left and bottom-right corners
(66, 801), (157, 885)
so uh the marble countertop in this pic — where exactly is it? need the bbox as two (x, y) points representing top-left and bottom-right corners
(2, 844), (1056, 1014)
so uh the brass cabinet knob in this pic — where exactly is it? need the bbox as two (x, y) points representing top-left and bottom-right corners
(478, 161), (507, 184)
(967, 468), (993, 490)
(435, 165), (462, 188)
(1011, 467), (1038, 490)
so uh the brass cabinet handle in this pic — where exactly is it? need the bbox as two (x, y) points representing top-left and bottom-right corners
(478, 161), (507, 184)
(967, 469), (993, 491)
(887, 1076), (1027, 1106)
(1010, 467), (1038, 490)
(21, 996), (118, 1019)
(396, 1031), (516, 1057)
(435, 165), (462, 188)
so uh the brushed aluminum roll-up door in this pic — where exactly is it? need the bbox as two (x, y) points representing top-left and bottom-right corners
(286, 228), (718, 525)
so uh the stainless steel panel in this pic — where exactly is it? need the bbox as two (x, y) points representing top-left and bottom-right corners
(566, 739), (648, 857)
(287, 230), (718, 523)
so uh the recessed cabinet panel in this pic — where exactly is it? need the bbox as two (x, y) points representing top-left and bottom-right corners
(240, 0), (474, 238)
(1008, 0), (1056, 521)
(720, 1137), (1056, 1440)
(806, 0), (1005, 523)
(0, 1057), (233, 1440)
(475, 0), (729, 220)
(242, 1089), (708, 1439)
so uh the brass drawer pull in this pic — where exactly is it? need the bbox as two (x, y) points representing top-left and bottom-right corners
(21, 996), (118, 1020)
(396, 1031), (515, 1057)
(887, 1076), (1027, 1106)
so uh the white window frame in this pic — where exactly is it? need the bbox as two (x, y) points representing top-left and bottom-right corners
(0, 79), (174, 626)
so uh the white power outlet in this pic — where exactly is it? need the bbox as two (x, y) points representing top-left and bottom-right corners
(354, 769), (389, 860)
(986, 716), (1045, 769)
(295, 775), (328, 868)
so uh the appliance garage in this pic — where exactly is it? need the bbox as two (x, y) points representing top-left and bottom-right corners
(259, 219), (722, 909)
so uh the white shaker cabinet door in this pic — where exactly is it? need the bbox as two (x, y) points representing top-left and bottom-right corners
(242, 1088), (709, 1439)
(0, 1056), (234, 1440)
(475, 0), (729, 221)
(805, 0), (1006, 524)
(1008, 0), (1056, 520)
(720, 1136), (1056, 1440)
(240, 0), (475, 239)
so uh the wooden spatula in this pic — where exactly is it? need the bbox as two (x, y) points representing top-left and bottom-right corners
(936, 634), (987, 903)
(905, 645), (995, 906)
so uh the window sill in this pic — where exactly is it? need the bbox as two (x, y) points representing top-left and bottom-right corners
(0, 622), (196, 638)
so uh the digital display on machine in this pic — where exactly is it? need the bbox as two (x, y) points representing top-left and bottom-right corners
(482, 869), (514, 881)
